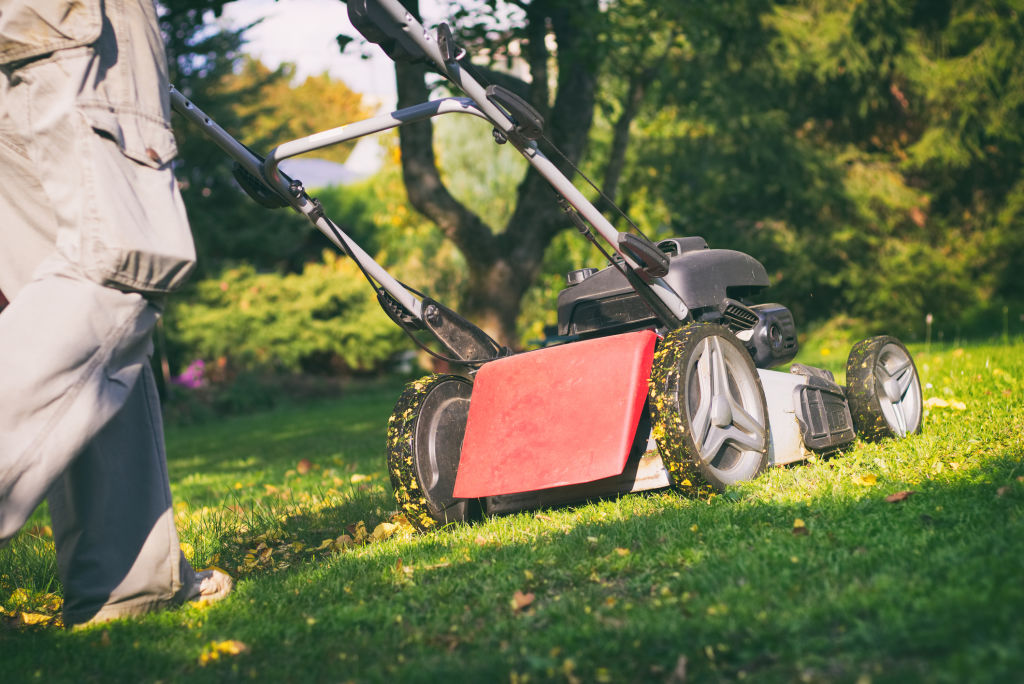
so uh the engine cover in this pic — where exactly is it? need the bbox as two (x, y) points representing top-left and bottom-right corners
(556, 236), (770, 337)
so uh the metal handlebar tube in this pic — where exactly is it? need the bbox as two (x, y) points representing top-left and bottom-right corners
(263, 98), (491, 177)
(350, 0), (690, 328)
(350, 1), (523, 147)
(169, 85), (423, 326)
(171, 86), (516, 363)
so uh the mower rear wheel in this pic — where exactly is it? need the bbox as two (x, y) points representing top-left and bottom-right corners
(649, 323), (770, 493)
(386, 374), (476, 532)
(846, 336), (922, 440)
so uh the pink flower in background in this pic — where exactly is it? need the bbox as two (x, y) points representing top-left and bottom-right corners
(172, 359), (206, 389)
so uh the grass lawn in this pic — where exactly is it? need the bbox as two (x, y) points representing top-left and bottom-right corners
(2, 340), (1022, 682)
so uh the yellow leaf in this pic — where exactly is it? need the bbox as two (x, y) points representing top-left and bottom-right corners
(853, 473), (878, 486)
(180, 542), (195, 561)
(350, 473), (370, 483)
(348, 521), (368, 543)
(614, 547), (630, 556)
(924, 396), (966, 410)
(17, 612), (53, 626)
(370, 522), (398, 541)
(198, 639), (250, 666)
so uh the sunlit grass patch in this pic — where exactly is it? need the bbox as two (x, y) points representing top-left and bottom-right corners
(1, 343), (1022, 682)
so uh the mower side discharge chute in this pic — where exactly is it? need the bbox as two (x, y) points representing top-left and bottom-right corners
(453, 330), (657, 498)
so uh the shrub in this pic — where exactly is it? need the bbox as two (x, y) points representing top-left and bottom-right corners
(166, 251), (407, 375)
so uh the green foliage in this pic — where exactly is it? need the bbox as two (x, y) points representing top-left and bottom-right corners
(167, 251), (407, 374)
(587, 0), (1024, 338)
(228, 58), (371, 166)
(160, 0), (1024, 356)
(318, 143), (470, 306)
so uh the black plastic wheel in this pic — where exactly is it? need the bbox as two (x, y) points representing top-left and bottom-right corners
(649, 323), (770, 492)
(846, 336), (922, 440)
(386, 374), (476, 532)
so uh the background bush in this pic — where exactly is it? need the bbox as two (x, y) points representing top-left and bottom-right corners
(166, 251), (406, 376)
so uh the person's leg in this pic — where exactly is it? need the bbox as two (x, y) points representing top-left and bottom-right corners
(49, 362), (195, 625)
(0, 43), (227, 625)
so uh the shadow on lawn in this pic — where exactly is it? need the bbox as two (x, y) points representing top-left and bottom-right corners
(5, 445), (1022, 683)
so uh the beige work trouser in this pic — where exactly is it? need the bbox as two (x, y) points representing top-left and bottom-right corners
(0, 0), (200, 627)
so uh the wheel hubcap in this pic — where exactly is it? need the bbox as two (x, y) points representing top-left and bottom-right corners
(873, 344), (921, 438)
(711, 395), (733, 428)
(687, 336), (767, 468)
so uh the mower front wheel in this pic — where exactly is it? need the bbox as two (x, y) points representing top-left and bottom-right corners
(386, 374), (477, 532)
(649, 323), (770, 493)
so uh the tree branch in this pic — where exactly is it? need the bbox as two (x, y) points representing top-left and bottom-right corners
(504, 1), (601, 264)
(395, 60), (499, 265)
(602, 30), (679, 208)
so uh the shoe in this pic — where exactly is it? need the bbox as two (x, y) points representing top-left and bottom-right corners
(66, 567), (233, 630)
(188, 568), (233, 605)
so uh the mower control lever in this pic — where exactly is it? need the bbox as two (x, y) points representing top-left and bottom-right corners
(421, 298), (509, 364)
(232, 162), (289, 209)
(436, 23), (463, 63)
(485, 86), (544, 141)
(618, 233), (670, 278)
(348, 0), (426, 64)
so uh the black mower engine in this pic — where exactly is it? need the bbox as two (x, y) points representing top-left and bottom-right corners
(556, 236), (799, 369)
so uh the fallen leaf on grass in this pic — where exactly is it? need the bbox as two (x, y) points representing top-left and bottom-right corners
(792, 518), (809, 535)
(371, 522), (399, 541)
(614, 547), (630, 556)
(198, 639), (249, 666)
(511, 590), (535, 612)
(885, 490), (916, 503)
(852, 473), (878, 486)
(345, 521), (368, 543)
(924, 397), (966, 410)
(296, 458), (313, 475)
(997, 486), (1010, 497)
(14, 611), (54, 627)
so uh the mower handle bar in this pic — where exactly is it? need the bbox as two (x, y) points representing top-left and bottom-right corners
(169, 0), (691, 348)
(349, 0), (689, 323)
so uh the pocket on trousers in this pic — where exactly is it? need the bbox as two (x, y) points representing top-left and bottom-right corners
(77, 113), (196, 295)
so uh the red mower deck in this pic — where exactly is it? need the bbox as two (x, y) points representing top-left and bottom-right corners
(453, 330), (657, 498)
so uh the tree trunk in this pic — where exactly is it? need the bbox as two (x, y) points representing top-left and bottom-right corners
(393, 0), (602, 348)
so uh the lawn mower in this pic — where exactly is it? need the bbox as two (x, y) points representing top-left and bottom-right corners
(172, 0), (923, 531)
